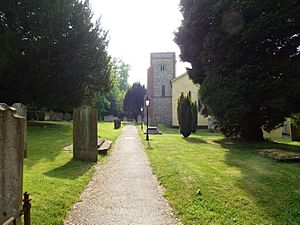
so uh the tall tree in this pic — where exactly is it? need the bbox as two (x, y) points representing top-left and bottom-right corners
(175, 0), (300, 141)
(96, 58), (130, 117)
(123, 82), (146, 121)
(0, 0), (111, 110)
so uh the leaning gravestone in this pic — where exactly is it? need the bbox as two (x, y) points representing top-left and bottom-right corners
(0, 103), (25, 225)
(11, 103), (27, 157)
(73, 106), (98, 162)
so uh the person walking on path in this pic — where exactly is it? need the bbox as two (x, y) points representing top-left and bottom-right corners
(65, 125), (179, 225)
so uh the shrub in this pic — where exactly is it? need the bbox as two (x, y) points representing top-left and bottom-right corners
(177, 93), (192, 138)
(191, 101), (198, 133)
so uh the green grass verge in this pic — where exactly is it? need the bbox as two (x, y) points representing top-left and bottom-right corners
(24, 121), (122, 225)
(139, 125), (300, 225)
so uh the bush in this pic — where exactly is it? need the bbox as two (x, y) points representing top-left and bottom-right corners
(191, 101), (198, 133)
(177, 93), (193, 138)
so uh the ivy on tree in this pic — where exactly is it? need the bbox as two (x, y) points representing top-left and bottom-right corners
(175, 0), (300, 141)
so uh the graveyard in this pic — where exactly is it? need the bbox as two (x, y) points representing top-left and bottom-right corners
(23, 121), (122, 224)
(1, 0), (299, 224)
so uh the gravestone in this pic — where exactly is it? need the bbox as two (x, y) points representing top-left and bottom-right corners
(208, 117), (216, 132)
(123, 116), (128, 121)
(11, 103), (27, 158)
(57, 112), (64, 121)
(104, 115), (114, 122)
(73, 106), (98, 162)
(0, 103), (25, 225)
(64, 113), (72, 121)
(137, 115), (142, 124)
(44, 112), (51, 120)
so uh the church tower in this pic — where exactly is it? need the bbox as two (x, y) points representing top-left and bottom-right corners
(147, 52), (176, 126)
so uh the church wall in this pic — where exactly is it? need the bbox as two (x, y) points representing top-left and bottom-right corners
(171, 73), (208, 127)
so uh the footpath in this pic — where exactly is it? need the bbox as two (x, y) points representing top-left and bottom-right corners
(65, 125), (179, 225)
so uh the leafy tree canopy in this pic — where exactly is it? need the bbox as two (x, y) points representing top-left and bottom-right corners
(0, 0), (111, 111)
(96, 58), (130, 118)
(175, 0), (300, 141)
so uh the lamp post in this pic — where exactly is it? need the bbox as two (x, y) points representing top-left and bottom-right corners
(140, 107), (144, 130)
(145, 96), (150, 141)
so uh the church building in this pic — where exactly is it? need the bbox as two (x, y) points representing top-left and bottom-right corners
(146, 52), (175, 126)
(146, 52), (285, 139)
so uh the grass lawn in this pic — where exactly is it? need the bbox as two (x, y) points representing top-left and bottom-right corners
(24, 121), (122, 225)
(139, 126), (300, 225)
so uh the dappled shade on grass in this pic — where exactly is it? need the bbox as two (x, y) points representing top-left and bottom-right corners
(139, 125), (300, 224)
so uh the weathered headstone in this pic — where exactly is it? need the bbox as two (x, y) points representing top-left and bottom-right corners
(122, 116), (128, 121)
(44, 112), (50, 121)
(64, 112), (72, 121)
(104, 115), (114, 122)
(73, 106), (98, 162)
(137, 115), (142, 124)
(11, 103), (27, 158)
(114, 119), (121, 129)
(0, 103), (25, 225)
(57, 112), (64, 121)
(208, 117), (216, 132)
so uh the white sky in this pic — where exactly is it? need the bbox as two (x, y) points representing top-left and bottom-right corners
(90, 0), (190, 85)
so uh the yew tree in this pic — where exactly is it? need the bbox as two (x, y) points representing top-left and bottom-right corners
(123, 82), (146, 121)
(175, 0), (300, 141)
(0, 0), (111, 110)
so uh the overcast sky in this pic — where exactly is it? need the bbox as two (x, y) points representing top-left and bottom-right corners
(90, 0), (190, 85)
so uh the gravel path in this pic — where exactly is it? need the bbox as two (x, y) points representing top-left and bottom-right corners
(64, 125), (180, 225)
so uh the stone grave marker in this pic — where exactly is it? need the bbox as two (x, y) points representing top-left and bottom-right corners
(73, 106), (98, 162)
(0, 103), (25, 225)
(104, 115), (114, 122)
(11, 103), (27, 158)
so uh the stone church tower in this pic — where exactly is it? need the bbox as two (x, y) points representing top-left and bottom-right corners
(147, 52), (176, 126)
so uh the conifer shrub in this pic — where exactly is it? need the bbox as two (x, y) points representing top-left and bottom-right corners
(191, 101), (198, 133)
(177, 93), (193, 138)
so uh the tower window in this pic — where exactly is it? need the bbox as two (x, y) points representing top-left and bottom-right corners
(160, 64), (165, 71)
(162, 85), (165, 97)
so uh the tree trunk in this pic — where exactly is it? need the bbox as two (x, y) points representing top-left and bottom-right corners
(240, 119), (264, 141)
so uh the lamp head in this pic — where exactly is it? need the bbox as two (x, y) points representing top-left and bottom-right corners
(145, 97), (150, 107)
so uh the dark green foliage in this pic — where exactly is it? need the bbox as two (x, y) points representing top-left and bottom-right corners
(123, 82), (146, 121)
(175, 0), (300, 141)
(191, 101), (198, 133)
(291, 113), (300, 129)
(177, 93), (193, 138)
(0, 0), (111, 110)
